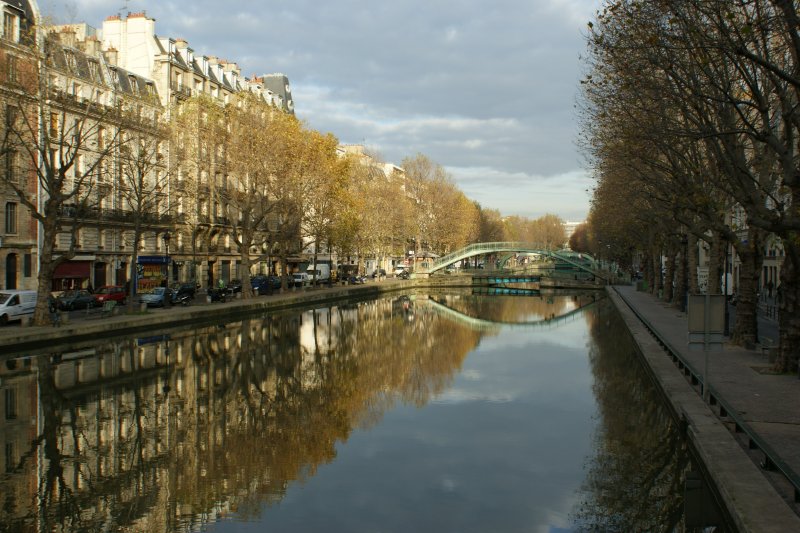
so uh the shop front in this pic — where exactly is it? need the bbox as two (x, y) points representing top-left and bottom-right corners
(136, 256), (170, 295)
(52, 259), (92, 291)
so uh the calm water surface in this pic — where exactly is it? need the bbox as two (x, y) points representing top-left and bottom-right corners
(0, 290), (708, 532)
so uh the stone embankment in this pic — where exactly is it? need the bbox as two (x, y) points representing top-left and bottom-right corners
(609, 285), (800, 533)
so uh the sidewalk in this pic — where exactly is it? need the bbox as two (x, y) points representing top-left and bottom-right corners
(612, 285), (800, 529)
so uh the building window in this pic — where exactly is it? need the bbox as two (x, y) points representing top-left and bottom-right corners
(96, 127), (104, 149)
(5, 150), (16, 182)
(23, 253), (31, 277)
(4, 388), (17, 420)
(49, 113), (59, 138)
(64, 50), (76, 72)
(6, 54), (16, 83)
(4, 202), (16, 234)
(3, 12), (16, 41)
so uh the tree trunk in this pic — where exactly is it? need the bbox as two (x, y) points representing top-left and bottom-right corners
(128, 229), (142, 302)
(687, 233), (699, 294)
(651, 247), (662, 297)
(279, 241), (290, 292)
(33, 219), (59, 326)
(707, 234), (723, 295)
(731, 234), (762, 348)
(239, 230), (254, 299)
(774, 238), (800, 373)
(673, 241), (688, 311)
(663, 247), (676, 303)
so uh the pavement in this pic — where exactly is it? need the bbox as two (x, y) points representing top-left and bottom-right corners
(610, 285), (800, 532)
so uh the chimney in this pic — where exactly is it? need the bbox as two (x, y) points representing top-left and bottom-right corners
(104, 46), (118, 65)
(59, 28), (76, 48)
(84, 36), (100, 55)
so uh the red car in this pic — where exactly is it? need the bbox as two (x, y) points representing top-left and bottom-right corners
(94, 285), (127, 305)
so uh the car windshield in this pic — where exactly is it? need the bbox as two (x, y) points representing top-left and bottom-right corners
(96, 287), (112, 294)
(0, 293), (9, 304)
(153, 288), (166, 295)
(60, 291), (78, 298)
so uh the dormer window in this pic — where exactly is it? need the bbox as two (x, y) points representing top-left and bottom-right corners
(88, 61), (99, 82)
(64, 50), (77, 72)
(3, 12), (17, 42)
(129, 75), (138, 94)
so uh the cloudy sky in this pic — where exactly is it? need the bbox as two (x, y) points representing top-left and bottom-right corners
(46, 0), (599, 222)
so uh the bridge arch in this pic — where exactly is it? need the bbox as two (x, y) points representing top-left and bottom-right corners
(417, 242), (602, 279)
(421, 297), (600, 332)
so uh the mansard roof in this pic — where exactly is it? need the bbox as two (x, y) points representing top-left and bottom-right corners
(46, 38), (159, 102)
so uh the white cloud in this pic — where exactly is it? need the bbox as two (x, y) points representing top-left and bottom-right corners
(53, 0), (602, 220)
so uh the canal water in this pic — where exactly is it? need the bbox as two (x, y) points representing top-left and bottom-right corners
(0, 290), (724, 532)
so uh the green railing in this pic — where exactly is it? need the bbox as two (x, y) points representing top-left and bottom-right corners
(419, 242), (606, 280)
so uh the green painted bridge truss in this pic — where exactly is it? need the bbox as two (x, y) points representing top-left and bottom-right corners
(417, 242), (604, 279)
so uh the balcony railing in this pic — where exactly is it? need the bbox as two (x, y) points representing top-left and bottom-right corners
(170, 82), (193, 100)
(57, 205), (176, 226)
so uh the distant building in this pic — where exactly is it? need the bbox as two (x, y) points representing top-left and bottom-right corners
(563, 221), (583, 246)
(259, 73), (295, 114)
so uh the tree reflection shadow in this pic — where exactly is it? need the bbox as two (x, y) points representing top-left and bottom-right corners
(0, 295), (482, 532)
(572, 301), (690, 531)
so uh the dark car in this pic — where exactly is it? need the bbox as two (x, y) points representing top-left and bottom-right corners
(227, 279), (243, 294)
(57, 289), (96, 310)
(94, 285), (126, 305)
(347, 275), (366, 285)
(398, 270), (411, 280)
(170, 282), (196, 300)
(251, 275), (281, 295)
(371, 269), (387, 279)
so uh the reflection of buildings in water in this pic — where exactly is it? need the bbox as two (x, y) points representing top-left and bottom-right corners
(0, 297), (478, 532)
(0, 358), (39, 529)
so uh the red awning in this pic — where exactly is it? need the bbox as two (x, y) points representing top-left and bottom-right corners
(53, 261), (91, 279)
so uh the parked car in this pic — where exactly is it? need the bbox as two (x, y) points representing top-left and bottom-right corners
(170, 282), (196, 301)
(227, 279), (243, 294)
(57, 289), (96, 311)
(398, 270), (411, 280)
(0, 290), (37, 325)
(94, 285), (126, 305)
(371, 268), (387, 279)
(347, 275), (366, 285)
(292, 272), (311, 287)
(393, 266), (407, 276)
(251, 275), (281, 294)
(139, 287), (169, 307)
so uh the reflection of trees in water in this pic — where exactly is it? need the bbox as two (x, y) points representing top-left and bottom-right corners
(0, 296), (480, 532)
(572, 301), (689, 532)
(431, 292), (600, 324)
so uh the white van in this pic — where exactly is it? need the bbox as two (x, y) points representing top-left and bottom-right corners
(0, 290), (37, 325)
(306, 264), (331, 284)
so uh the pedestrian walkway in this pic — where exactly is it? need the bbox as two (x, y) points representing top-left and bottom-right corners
(613, 285), (800, 525)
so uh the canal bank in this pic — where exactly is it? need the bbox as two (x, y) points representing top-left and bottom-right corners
(0, 280), (413, 354)
(608, 285), (800, 532)
(0, 276), (603, 355)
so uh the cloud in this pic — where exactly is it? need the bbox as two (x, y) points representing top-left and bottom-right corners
(51, 0), (600, 221)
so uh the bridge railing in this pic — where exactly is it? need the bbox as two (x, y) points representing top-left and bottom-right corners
(424, 242), (552, 273)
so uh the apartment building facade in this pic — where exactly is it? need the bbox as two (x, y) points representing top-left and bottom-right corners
(0, 4), (297, 293)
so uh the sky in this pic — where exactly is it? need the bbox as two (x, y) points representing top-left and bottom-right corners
(45, 0), (600, 222)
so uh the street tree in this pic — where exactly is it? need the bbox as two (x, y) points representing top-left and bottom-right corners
(0, 34), (123, 324)
(118, 123), (168, 302)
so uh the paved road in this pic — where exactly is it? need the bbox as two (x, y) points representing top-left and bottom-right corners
(613, 285), (800, 526)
